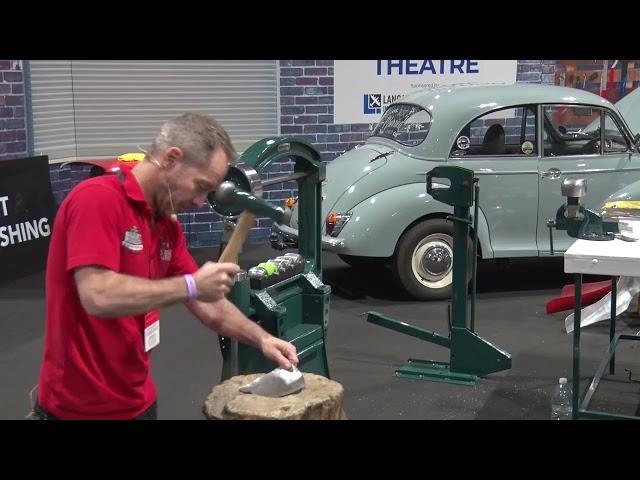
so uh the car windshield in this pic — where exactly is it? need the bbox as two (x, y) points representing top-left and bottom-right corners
(371, 104), (432, 147)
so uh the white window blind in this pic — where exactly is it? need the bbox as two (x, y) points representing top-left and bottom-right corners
(29, 60), (279, 161)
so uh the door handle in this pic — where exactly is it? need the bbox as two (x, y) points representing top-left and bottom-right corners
(541, 168), (561, 179)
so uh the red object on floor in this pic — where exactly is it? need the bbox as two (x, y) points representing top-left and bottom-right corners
(546, 281), (612, 314)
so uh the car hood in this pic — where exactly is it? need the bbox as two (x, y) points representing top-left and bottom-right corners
(601, 178), (640, 216)
(591, 91), (640, 218)
(615, 88), (640, 135)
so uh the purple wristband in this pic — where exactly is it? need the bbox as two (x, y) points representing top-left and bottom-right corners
(183, 274), (198, 301)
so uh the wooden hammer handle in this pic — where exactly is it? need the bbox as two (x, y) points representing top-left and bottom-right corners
(218, 211), (256, 264)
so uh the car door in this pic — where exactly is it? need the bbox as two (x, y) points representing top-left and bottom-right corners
(448, 105), (540, 257)
(536, 104), (640, 254)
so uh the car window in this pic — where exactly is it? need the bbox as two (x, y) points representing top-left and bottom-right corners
(603, 111), (630, 153)
(542, 105), (602, 156)
(371, 104), (432, 147)
(582, 108), (633, 153)
(450, 106), (537, 157)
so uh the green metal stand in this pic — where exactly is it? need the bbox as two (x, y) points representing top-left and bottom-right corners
(571, 274), (640, 420)
(212, 137), (331, 381)
(367, 166), (511, 385)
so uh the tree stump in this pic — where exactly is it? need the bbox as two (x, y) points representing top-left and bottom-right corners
(203, 373), (347, 420)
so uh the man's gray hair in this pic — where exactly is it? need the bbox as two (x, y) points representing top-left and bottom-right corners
(147, 113), (238, 167)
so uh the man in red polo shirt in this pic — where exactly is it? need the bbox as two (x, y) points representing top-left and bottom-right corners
(34, 113), (298, 420)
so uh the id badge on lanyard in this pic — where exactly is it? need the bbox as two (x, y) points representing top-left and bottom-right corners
(144, 310), (160, 352)
(117, 172), (161, 352)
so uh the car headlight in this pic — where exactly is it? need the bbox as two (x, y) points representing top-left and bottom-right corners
(326, 212), (352, 237)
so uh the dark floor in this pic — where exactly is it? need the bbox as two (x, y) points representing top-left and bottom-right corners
(2, 243), (640, 420)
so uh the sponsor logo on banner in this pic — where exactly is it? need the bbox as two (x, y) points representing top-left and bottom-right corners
(363, 94), (381, 115)
(363, 93), (405, 115)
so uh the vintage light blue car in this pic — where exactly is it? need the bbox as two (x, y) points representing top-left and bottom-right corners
(272, 84), (640, 299)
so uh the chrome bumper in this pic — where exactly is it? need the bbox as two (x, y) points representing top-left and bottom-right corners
(272, 223), (345, 251)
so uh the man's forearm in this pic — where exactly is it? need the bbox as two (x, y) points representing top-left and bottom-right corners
(78, 270), (189, 317)
(188, 297), (270, 349)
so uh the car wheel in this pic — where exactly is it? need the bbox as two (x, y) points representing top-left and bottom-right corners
(392, 219), (472, 300)
(338, 254), (387, 269)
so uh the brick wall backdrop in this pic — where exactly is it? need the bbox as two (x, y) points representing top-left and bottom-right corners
(3, 60), (558, 248)
(0, 60), (27, 160)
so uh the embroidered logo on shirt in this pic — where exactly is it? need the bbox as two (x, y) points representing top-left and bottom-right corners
(160, 238), (172, 262)
(122, 226), (143, 251)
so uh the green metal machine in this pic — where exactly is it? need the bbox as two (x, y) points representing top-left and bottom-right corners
(208, 137), (331, 381)
(546, 177), (619, 254)
(366, 165), (512, 385)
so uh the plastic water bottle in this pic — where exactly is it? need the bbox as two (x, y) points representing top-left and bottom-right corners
(551, 377), (573, 420)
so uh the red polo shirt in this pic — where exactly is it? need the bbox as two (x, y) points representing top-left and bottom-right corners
(38, 165), (198, 419)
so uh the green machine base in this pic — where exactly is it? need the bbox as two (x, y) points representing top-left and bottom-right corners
(395, 360), (478, 386)
(219, 271), (331, 381)
(367, 311), (511, 386)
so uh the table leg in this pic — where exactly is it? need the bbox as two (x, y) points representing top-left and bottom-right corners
(609, 276), (617, 375)
(573, 274), (582, 420)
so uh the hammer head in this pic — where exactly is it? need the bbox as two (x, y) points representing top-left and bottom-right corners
(214, 181), (238, 203)
(211, 181), (290, 225)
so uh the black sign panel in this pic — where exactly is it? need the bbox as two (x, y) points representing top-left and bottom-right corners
(0, 156), (57, 282)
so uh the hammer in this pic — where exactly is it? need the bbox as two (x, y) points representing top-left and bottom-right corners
(218, 210), (256, 264)
(216, 209), (255, 377)
(214, 179), (289, 264)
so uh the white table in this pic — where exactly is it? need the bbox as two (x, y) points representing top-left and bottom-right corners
(565, 238), (640, 277)
(564, 238), (640, 420)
